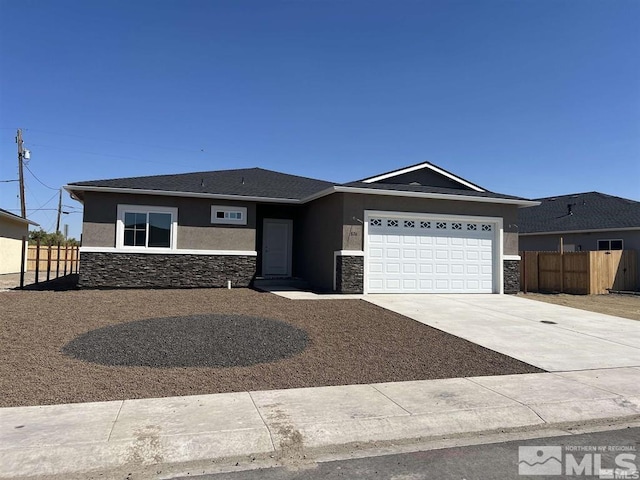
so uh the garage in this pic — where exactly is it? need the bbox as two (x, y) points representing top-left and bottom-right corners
(365, 212), (500, 294)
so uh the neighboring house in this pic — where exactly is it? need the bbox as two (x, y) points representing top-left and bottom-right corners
(0, 208), (38, 275)
(65, 162), (538, 293)
(518, 192), (640, 255)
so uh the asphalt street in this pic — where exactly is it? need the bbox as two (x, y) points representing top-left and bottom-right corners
(174, 427), (640, 480)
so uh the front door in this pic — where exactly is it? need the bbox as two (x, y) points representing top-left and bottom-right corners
(262, 219), (292, 277)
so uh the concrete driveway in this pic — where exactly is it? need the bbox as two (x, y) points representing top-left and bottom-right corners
(365, 294), (640, 371)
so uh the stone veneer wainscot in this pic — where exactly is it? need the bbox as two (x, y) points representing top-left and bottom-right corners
(335, 255), (364, 294)
(79, 252), (256, 288)
(503, 259), (520, 294)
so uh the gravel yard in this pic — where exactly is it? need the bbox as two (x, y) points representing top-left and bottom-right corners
(521, 292), (640, 321)
(0, 288), (542, 407)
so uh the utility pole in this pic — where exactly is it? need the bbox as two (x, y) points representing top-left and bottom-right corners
(56, 188), (63, 234)
(16, 128), (26, 218)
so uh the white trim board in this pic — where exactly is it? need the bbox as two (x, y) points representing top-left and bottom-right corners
(321, 186), (538, 207)
(65, 185), (539, 208)
(65, 185), (300, 204)
(80, 247), (257, 256)
(334, 250), (365, 256)
(360, 162), (486, 192)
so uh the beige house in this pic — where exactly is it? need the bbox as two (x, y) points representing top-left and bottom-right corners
(0, 208), (38, 275)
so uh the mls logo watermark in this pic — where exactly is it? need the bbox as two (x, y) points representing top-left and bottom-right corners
(519, 446), (563, 475)
(519, 445), (638, 478)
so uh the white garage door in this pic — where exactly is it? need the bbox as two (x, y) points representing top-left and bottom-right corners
(366, 214), (497, 293)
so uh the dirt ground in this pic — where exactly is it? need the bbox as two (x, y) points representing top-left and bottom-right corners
(0, 288), (541, 407)
(520, 292), (640, 321)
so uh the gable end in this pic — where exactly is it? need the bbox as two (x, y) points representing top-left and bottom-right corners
(360, 162), (485, 192)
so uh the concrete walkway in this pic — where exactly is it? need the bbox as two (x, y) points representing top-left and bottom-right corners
(365, 294), (640, 371)
(2, 368), (640, 478)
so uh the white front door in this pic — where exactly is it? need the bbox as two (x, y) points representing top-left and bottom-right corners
(262, 219), (292, 277)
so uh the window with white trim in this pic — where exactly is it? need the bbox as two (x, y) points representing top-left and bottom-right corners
(117, 205), (177, 249)
(597, 239), (623, 251)
(211, 206), (247, 225)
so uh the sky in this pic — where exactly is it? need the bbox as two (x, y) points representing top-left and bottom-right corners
(1, 0), (639, 240)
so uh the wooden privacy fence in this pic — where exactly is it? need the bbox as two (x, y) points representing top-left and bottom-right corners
(27, 243), (80, 282)
(521, 250), (638, 295)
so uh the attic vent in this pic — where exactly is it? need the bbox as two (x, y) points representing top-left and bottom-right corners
(409, 182), (421, 186)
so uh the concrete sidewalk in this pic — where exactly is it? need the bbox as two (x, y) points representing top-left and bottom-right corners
(2, 368), (640, 478)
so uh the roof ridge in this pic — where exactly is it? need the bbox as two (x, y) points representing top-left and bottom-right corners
(69, 167), (338, 187)
(536, 191), (639, 204)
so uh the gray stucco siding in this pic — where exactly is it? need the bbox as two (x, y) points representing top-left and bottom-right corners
(340, 193), (520, 255)
(297, 194), (343, 291)
(519, 231), (640, 253)
(81, 192), (257, 251)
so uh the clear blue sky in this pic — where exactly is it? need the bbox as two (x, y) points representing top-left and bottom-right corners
(1, 0), (639, 240)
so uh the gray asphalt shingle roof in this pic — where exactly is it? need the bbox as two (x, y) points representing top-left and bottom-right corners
(69, 166), (530, 203)
(69, 168), (336, 201)
(518, 192), (640, 234)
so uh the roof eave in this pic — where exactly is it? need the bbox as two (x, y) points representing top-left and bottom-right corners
(65, 184), (539, 207)
(0, 210), (39, 226)
(64, 185), (304, 204)
(330, 186), (539, 207)
(519, 226), (640, 236)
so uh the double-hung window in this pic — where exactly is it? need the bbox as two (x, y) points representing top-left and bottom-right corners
(117, 205), (177, 250)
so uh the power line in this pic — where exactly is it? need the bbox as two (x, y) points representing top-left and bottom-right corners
(24, 189), (59, 214)
(19, 128), (208, 154)
(23, 163), (59, 190)
(1, 208), (80, 213)
(27, 142), (189, 167)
